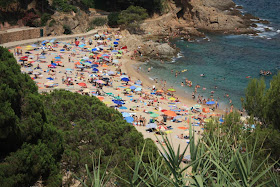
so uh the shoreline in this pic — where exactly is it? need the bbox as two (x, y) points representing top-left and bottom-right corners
(121, 53), (225, 115)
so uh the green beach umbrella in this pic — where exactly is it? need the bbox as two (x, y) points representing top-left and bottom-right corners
(114, 96), (122, 100)
(150, 113), (159, 118)
(106, 92), (113, 95)
(167, 88), (176, 92)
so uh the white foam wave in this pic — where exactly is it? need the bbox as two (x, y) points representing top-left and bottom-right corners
(251, 23), (278, 39)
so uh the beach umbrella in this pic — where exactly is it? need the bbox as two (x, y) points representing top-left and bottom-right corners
(112, 100), (124, 105)
(106, 92), (113, 96)
(114, 96), (122, 100)
(92, 68), (99, 72)
(83, 57), (89, 60)
(97, 96), (104, 101)
(121, 77), (130, 82)
(103, 101), (112, 105)
(46, 77), (54, 80)
(44, 81), (54, 86)
(78, 82), (87, 87)
(113, 42), (119, 45)
(96, 80), (106, 84)
(156, 90), (164, 93)
(130, 86), (136, 90)
(94, 34), (100, 37)
(194, 104), (201, 108)
(112, 50), (118, 53)
(116, 54), (122, 57)
(119, 106), (127, 110)
(168, 97), (176, 101)
(122, 112), (130, 117)
(146, 123), (157, 129)
(135, 87), (142, 92)
(89, 74), (96, 77)
(125, 88), (131, 92)
(125, 116), (134, 123)
(206, 101), (215, 105)
(83, 62), (92, 66)
(92, 64), (99, 67)
(39, 56), (46, 59)
(66, 68), (73, 71)
(112, 59), (119, 64)
(51, 63), (57, 66)
(55, 56), (61, 59)
(150, 113), (159, 118)
(164, 110), (176, 117)
(108, 71), (115, 75)
(48, 64), (56, 68)
(120, 75), (129, 79)
(16, 46), (22, 49)
(167, 88), (176, 92)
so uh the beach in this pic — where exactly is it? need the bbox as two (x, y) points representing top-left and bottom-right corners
(10, 30), (225, 157)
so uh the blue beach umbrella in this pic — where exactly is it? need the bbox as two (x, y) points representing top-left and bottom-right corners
(66, 68), (73, 71)
(122, 112), (130, 117)
(219, 118), (224, 123)
(46, 77), (54, 80)
(125, 116), (134, 123)
(113, 42), (119, 45)
(130, 86), (136, 90)
(121, 77), (130, 82)
(112, 100), (124, 105)
(119, 106), (127, 110)
(92, 48), (98, 51)
(92, 64), (99, 67)
(206, 101), (215, 105)
(51, 63), (57, 66)
(39, 56), (46, 59)
(31, 44), (37, 47)
(55, 56), (61, 59)
(92, 68), (99, 72)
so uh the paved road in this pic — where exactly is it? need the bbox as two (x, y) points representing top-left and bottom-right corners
(0, 28), (119, 49)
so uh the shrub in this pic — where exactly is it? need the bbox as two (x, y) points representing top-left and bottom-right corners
(52, 0), (77, 12)
(90, 17), (107, 27)
(108, 12), (120, 27)
(41, 13), (51, 26)
(63, 25), (72, 34)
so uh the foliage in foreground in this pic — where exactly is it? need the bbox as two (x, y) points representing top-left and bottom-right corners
(0, 47), (159, 186)
(78, 117), (279, 186)
(0, 47), (63, 186)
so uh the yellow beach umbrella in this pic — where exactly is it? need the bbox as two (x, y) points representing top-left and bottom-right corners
(168, 97), (176, 101)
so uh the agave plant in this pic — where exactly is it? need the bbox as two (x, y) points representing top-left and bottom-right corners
(74, 150), (114, 187)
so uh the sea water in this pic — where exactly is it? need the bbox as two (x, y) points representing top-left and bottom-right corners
(140, 0), (280, 110)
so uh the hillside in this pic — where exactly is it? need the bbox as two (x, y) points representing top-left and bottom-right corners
(0, 0), (260, 37)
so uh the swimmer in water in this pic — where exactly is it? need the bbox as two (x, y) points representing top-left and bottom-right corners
(200, 74), (205, 77)
(181, 82), (184, 86)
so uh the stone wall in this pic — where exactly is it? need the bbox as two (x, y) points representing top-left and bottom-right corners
(0, 27), (45, 44)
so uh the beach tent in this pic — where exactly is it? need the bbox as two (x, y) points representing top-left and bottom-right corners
(150, 113), (159, 118)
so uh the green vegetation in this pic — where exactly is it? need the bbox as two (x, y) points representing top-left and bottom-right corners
(0, 47), (158, 186)
(108, 12), (120, 27)
(94, 0), (164, 15)
(41, 13), (51, 26)
(117, 6), (148, 33)
(52, 0), (77, 12)
(88, 17), (108, 31)
(242, 73), (280, 165)
(0, 47), (63, 186)
(78, 119), (279, 186)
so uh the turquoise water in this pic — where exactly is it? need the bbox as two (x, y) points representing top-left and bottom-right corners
(141, 0), (280, 110)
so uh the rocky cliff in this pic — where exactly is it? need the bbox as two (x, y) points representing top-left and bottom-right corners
(141, 0), (255, 36)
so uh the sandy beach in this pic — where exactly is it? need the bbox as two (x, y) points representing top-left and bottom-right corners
(10, 30), (225, 157)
